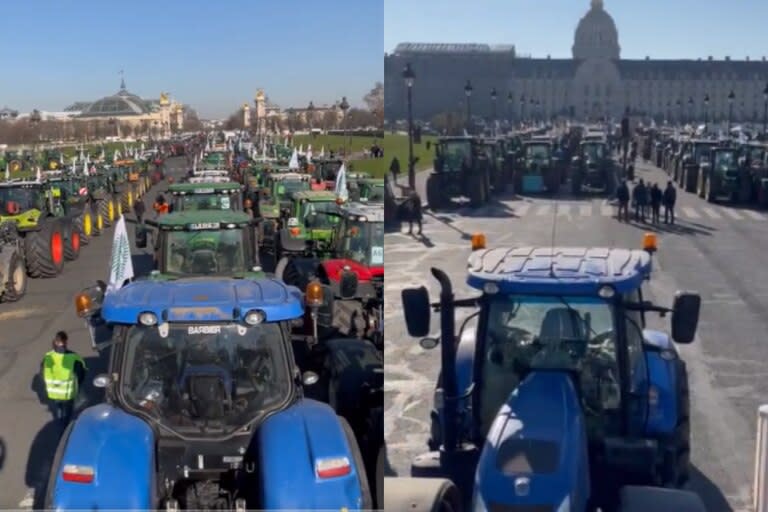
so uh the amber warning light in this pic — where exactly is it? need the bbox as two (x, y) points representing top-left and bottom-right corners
(305, 282), (324, 307)
(74, 293), (92, 318)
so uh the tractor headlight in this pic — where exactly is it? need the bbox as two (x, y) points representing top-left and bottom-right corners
(597, 285), (615, 299)
(483, 282), (499, 295)
(139, 312), (158, 326)
(244, 309), (265, 325)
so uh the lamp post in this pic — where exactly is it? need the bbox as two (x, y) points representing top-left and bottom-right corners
(676, 99), (682, 125)
(490, 88), (498, 136)
(339, 96), (349, 157)
(507, 91), (514, 127)
(728, 90), (735, 133)
(520, 94), (526, 125)
(704, 94), (710, 129)
(307, 101), (315, 134)
(688, 97), (694, 125)
(403, 63), (416, 189)
(666, 101), (671, 124)
(464, 80), (473, 132)
(762, 84), (768, 136)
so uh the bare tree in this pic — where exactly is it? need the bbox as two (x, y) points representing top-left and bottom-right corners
(346, 108), (378, 129)
(322, 110), (338, 130)
(364, 82), (384, 114)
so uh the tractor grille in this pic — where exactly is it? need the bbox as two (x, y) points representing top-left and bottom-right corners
(489, 504), (553, 512)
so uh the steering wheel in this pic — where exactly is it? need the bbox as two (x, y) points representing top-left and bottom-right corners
(486, 327), (537, 367)
(248, 350), (273, 392)
(589, 329), (614, 349)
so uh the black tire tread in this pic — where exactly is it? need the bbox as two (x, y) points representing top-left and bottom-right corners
(24, 222), (63, 278)
(1, 249), (27, 302)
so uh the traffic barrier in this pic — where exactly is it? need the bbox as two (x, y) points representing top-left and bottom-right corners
(754, 404), (768, 512)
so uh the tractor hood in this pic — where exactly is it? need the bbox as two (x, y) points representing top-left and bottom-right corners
(474, 371), (589, 510)
(322, 258), (384, 282)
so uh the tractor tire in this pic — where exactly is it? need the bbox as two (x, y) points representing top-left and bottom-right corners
(659, 359), (691, 488)
(98, 199), (112, 228)
(469, 173), (484, 208)
(63, 222), (81, 262)
(24, 221), (65, 278)
(116, 198), (123, 218)
(339, 416), (374, 510)
(384, 477), (461, 512)
(76, 210), (94, 245)
(91, 204), (104, 236)
(120, 190), (132, 213)
(705, 179), (715, 203)
(426, 175), (444, 210)
(1, 250), (27, 302)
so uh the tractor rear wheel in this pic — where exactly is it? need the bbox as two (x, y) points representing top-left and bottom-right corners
(426, 174), (444, 210)
(120, 190), (132, 213)
(1, 250), (27, 302)
(77, 210), (93, 245)
(98, 199), (112, 228)
(24, 221), (65, 278)
(91, 204), (103, 236)
(63, 222), (81, 261)
(339, 416), (374, 510)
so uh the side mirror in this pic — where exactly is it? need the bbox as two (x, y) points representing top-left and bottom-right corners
(671, 291), (701, 344)
(401, 286), (431, 337)
(302, 371), (319, 386)
(93, 374), (112, 388)
(339, 266), (358, 299)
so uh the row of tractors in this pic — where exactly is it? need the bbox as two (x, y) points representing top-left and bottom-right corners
(47, 141), (385, 510)
(0, 150), (164, 303)
(425, 126), (619, 209)
(637, 128), (768, 205)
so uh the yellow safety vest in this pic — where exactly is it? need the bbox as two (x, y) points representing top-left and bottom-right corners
(43, 351), (85, 401)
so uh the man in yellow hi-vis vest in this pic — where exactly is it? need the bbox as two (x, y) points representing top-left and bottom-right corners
(41, 331), (86, 425)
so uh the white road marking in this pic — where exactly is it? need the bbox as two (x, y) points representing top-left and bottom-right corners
(720, 208), (743, 220)
(556, 204), (572, 216)
(18, 489), (34, 508)
(579, 204), (593, 216)
(0, 308), (47, 322)
(702, 208), (722, 219)
(513, 203), (531, 217)
(743, 210), (766, 220)
(535, 204), (551, 216)
(682, 207), (700, 219)
(601, 204), (614, 216)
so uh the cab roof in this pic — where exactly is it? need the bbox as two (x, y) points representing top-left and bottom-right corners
(292, 190), (337, 201)
(157, 210), (251, 228)
(339, 202), (384, 222)
(467, 247), (651, 295)
(168, 181), (241, 193)
(101, 277), (303, 324)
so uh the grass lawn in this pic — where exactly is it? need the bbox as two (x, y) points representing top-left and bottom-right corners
(347, 134), (436, 177)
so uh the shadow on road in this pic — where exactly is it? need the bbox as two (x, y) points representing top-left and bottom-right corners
(26, 351), (110, 508)
(688, 464), (734, 512)
(619, 218), (716, 237)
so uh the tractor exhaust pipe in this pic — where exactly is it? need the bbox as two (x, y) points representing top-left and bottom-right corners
(754, 404), (768, 512)
(431, 267), (459, 452)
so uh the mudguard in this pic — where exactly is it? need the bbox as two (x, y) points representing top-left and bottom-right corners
(48, 404), (155, 510)
(321, 259), (384, 283)
(643, 329), (679, 436)
(473, 372), (590, 510)
(259, 399), (366, 510)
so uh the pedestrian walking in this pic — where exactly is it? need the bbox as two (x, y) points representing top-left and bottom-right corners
(390, 157), (401, 184)
(633, 179), (648, 222)
(663, 181), (677, 224)
(133, 199), (146, 224)
(650, 183), (662, 224)
(616, 180), (630, 222)
(41, 331), (86, 426)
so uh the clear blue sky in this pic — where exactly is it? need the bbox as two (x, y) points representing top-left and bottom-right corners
(385, 0), (768, 60)
(0, 0), (382, 119)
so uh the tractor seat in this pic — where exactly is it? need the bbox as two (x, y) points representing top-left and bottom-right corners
(538, 308), (586, 344)
(179, 365), (233, 420)
(189, 250), (218, 274)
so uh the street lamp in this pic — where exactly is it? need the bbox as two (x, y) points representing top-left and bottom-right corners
(402, 63), (416, 189)
(520, 94), (526, 124)
(666, 100), (671, 124)
(507, 91), (514, 126)
(307, 101), (315, 133)
(762, 83), (768, 136)
(688, 97), (694, 125)
(728, 90), (735, 132)
(464, 80), (473, 131)
(339, 96), (349, 157)
(704, 94), (710, 128)
(676, 99), (682, 124)
(490, 88), (497, 136)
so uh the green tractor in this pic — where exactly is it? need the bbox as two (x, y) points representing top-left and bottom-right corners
(275, 190), (340, 261)
(428, 136), (491, 209)
(40, 150), (63, 171)
(350, 178), (385, 203)
(570, 138), (615, 195)
(167, 181), (243, 212)
(699, 146), (753, 203)
(515, 138), (561, 194)
(134, 210), (264, 278)
(42, 170), (102, 244)
(86, 168), (121, 227)
(478, 138), (509, 194)
(106, 165), (138, 214)
(0, 221), (28, 302)
(0, 178), (83, 277)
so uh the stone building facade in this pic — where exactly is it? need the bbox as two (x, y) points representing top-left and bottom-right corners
(385, 0), (768, 124)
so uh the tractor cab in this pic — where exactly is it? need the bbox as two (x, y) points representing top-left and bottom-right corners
(191, 169), (230, 180)
(428, 136), (491, 208)
(280, 190), (340, 248)
(350, 178), (385, 203)
(312, 158), (344, 189)
(168, 182), (243, 212)
(398, 233), (702, 510)
(678, 139), (717, 193)
(701, 146), (751, 202)
(60, 278), (370, 510)
(0, 181), (47, 220)
(572, 138), (614, 194)
(135, 210), (262, 278)
(264, 173), (312, 215)
(515, 138), (559, 194)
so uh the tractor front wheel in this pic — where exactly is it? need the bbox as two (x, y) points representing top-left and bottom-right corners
(98, 199), (113, 228)
(1, 250), (27, 302)
(24, 221), (65, 278)
(77, 210), (93, 245)
(63, 222), (81, 261)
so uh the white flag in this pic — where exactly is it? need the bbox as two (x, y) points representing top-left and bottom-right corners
(335, 163), (348, 202)
(299, 144), (304, 155)
(306, 145), (313, 162)
(320, 146), (325, 158)
(107, 215), (134, 294)
(288, 148), (299, 170)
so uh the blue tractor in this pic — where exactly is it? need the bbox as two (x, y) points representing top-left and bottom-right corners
(47, 277), (372, 510)
(386, 233), (706, 512)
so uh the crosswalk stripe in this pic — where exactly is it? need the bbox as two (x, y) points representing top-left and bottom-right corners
(745, 210), (766, 220)
(579, 204), (593, 216)
(702, 208), (721, 219)
(682, 207), (700, 218)
(720, 208), (743, 220)
(556, 205), (572, 216)
(601, 204), (614, 216)
(535, 205), (551, 216)
(514, 203), (531, 217)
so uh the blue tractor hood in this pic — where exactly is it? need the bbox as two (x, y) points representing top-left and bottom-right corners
(101, 278), (304, 324)
(474, 371), (590, 510)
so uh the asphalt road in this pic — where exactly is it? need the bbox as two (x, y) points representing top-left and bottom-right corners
(0, 156), (188, 508)
(384, 159), (768, 511)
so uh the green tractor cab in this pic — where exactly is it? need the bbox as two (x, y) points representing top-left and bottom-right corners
(168, 181), (243, 212)
(312, 157), (345, 189)
(571, 138), (615, 195)
(42, 170), (102, 243)
(135, 210), (263, 279)
(701, 146), (752, 203)
(514, 138), (560, 194)
(86, 169), (120, 227)
(429, 136), (491, 209)
(350, 178), (385, 203)
(276, 190), (340, 259)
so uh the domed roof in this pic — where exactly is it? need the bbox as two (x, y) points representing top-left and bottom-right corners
(572, 0), (620, 60)
(80, 81), (151, 117)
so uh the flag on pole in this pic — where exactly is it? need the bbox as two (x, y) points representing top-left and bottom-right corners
(4, 163), (9, 181)
(288, 148), (299, 170)
(106, 215), (134, 294)
(36, 166), (42, 182)
(334, 163), (348, 202)
(320, 146), (325, 158)
(299, 144), (304, 155)
(306, 145), (313, 162)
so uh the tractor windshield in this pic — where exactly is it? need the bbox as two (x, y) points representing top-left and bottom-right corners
(175, 193), (239, 211)
(121, 323), (291, 435)
(318, 161), (343, 181)
(302, 201), (340, 229)
(0, 187), (42, 212)
(583, 144), (604, 161)
(440, 141), (471, 172)
(693, 144), (713, 163)
(714, 151), (737, 172)
(275, 179), (309, 197)
(526, 144), (550, 161)
(479, 295), (620, 436)
(341, 220), (384, 266)
(164, 228), (247, 275)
